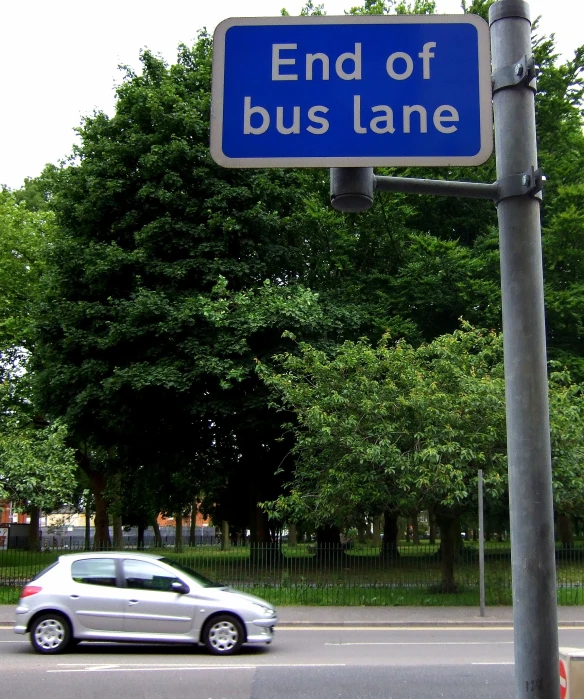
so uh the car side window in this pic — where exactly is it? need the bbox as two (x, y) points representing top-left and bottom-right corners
(71, 558), (117, 587)
(123, 559), (183, 592)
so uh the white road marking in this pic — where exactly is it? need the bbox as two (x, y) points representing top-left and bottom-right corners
(326, 641), (514, 646)
(279, 625), (584, 631)
(50, 662), (347, 674)
(472, 662), (514, 665)
(50, 667), (256, 674)
(278, 626), (516, 631)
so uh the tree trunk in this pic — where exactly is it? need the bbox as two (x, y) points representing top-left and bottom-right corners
(381, 511), (400, 559)
(28, 506), (41, 551)
(84, 493), (91, 550)
(113, 515), (123, 549)
(429, 511), (436, 545)
(189, 499), (197, 547)
(87, 472), (111, 550)
(436, 515), (457, 593)
(316, 525), (341, 546)
(557, 514), (574, 549)
(357, 522), (367, 544)
(288, 523), (297, 546)
(249, 501), (270, 543)
(137, 523), (145, 550)
(372, 516), (382, 547)
(175, 514), (183, 552)
(249, 481), (281, 565)
(411, 512), (420, 545)
(221, 520), (231, 550)
(153, 519), (162, 547)
(315, 525), (342, 563)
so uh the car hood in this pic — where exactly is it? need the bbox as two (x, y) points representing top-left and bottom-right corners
(191, 585), (274, 610)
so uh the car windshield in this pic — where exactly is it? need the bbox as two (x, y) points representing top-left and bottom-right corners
(159, 558), (224, 587)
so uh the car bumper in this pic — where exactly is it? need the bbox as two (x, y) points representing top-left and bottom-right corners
(14, 605), (32, 634)
(245, 617), (277, 644)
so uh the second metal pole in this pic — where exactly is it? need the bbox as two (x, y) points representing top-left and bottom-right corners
(478, 469), (485, 618)
(490, 2), (559, 698)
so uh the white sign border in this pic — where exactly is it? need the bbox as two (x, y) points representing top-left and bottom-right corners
(211, 14), (493, 168)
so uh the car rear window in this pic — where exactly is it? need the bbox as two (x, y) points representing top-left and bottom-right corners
(31, 562), (58, 581)
(71, 558), (117, 587)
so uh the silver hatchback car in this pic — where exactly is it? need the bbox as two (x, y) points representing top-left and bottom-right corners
(14, 552), (277, 655)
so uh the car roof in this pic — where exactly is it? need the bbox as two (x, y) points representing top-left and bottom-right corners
(56, 552), (166, 562)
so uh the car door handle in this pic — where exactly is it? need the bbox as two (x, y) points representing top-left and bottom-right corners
(70, 595), (80, 599)
(128, 600), (140, 605)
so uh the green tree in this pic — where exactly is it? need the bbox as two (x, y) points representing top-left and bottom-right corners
(535, 38), (584, 380)
(0, 413), (76, 516)
(0, 189), (54, 350)
(548, 368), (584, 546)
(262, 319), (584, 589)
(261, 324), (509, 589)
(30, 0), (584, 556)
(0, 359), (76, 548)
(32, 37), (336, 547)
(0, 189), (76, 546)
(347, 0), (436, 15)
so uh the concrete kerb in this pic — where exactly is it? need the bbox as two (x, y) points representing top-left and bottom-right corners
(2, 605), (584, 631)
(276, 606), (584, 628)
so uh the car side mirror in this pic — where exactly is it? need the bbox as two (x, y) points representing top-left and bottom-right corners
(171, 580), (190, 594)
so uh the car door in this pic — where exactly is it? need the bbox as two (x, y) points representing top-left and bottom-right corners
(120, 559), (196, 636)
(67, 557), (125, 633)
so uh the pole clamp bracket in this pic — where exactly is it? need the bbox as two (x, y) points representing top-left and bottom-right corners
(496, 166), (544, 203)
(492, 55), (537, 93)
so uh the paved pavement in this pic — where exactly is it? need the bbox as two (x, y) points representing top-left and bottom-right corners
(2, 604), (584, 629)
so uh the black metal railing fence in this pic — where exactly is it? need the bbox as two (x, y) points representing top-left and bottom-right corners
(2, 541), (583, 605)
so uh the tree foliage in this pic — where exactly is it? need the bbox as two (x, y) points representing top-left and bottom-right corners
(0, 190), (55, 351)
(20, 0), (584, 551)
(0, 349), (76, 512)
(31, 36), (341, 541)
(260, 324), (508, 529)
(0, 189), (76, 513)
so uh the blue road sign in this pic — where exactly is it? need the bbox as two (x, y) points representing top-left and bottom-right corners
(210, 15), (492, 168)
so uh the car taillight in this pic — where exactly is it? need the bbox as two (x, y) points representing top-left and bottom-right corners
(20, 585), (42, 598)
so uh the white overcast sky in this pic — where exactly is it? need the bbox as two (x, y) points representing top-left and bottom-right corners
(0, 0), (580, 190)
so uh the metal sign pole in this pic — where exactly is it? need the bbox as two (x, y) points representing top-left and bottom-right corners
(211, 7), (559, 691)
(490, 2), (559, 697)
(329, 3), (559, 695)
(478, 469), (485, 618)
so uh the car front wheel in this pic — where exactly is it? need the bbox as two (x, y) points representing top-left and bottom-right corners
(203, 614), (244, 655)
(30, 613), (72, 654)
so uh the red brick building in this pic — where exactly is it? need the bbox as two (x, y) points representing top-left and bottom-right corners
(156, 508), (210, 528)
(0, 501), (28, 524)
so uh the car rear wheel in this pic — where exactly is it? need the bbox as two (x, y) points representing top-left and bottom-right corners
(30, 613), (72, 654)
(203, 614), (244, 655)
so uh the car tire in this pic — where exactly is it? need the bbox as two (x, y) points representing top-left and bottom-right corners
(30, 613), (72, 654)
(203, 614), (244, 655)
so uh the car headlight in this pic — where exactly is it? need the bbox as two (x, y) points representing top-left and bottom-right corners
(253, 604), (276, 617)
